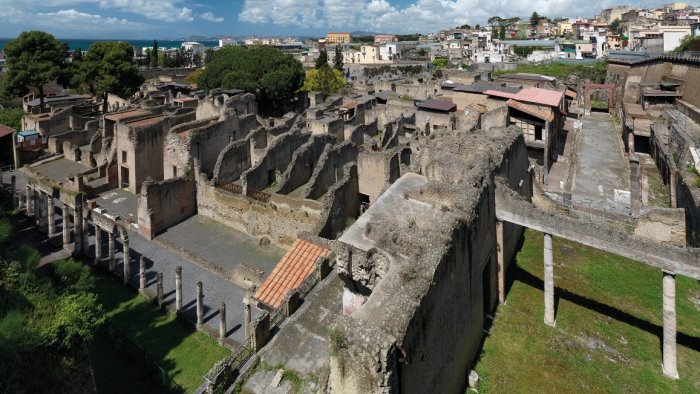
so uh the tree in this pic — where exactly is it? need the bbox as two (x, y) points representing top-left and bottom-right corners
(673, 34), (700, 52)
(150, 40), (159, 68)
(2, 31), (69, 112)
(475, 24), (481, 30)
(333, 45), (344, 71)
(73, 48), (83, 62)
(204, 48), (215, 64)
(144, 48), (152, 69)
(198, 45), (304, 114)
(302, 65), (346, 95)
(610, 18), (622, 34)
(72, 41), (144, 113)
(530, 12), (541, 27)
(316, 49), (328, 69)
(500, 26), (506, 40)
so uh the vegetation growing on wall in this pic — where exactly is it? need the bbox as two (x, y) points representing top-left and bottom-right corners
(0, 107), (24, 130)
(493, 60), (608, 83)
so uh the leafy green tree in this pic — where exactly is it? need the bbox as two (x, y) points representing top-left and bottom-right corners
(72, 41), (144, 113)
(432, 58), (450, 68)
(673, 34), (700, 52)
(316, 49), (329, 68)
(199, 45), (304, 114)
(0, 108), (24, 130)
(610, 18), (621, 34)
(500, 26), (506, 40)
(144, 48), (152, 69)
(530, 12), (541, 27)
(204, 48), (215, 64)
(157, 51), (167, 68)
(151, 40), (159, 68)
(73, 48), (83, 62)
(301, 65), (346, 95)
(334, 45), (344, 71)
(185, 68), (203, 85)
(2, 31), (69, 112)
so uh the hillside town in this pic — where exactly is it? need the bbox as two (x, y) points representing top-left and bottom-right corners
(0, 1), (699, 394)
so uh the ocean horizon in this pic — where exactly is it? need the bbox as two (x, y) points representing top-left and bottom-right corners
(0, 38), (220, 51)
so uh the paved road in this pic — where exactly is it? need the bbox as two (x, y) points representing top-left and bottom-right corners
(571, 113), (631, 217)
(3, 169), (251, 346)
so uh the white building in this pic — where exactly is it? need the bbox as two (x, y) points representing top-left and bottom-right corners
(181, 41), (205, 55)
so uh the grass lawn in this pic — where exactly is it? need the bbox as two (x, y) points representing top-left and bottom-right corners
(474, 229), (700, 393)
(89, 271), (230, 393)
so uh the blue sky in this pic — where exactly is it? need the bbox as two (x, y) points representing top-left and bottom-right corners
(0, 0), (671, 39)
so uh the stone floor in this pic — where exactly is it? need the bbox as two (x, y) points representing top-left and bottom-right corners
(96, 188), (139, 222)
(156, 215), (284, 277)
(32, 157), (90, 183)
(570, 112), (631, 217)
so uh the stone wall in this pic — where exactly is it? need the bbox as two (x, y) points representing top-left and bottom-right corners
(357, 150), (400, 203)
(48, 127), (99, 154)
(482, 105), (508, 130)
(137, 176), (197, 239)
(242, 131), (311, 193)
(213, 139), (252, 184)
(676, 170), (700, 246)
(315, 163), (359, 239)
(196, 172), (322, 246)
(634, 208), (687, 246)
(275, 134), (336, 195)
(196, 92), (257, 120)
(22, 107), (72, 136)
(304, 141), (358, 200)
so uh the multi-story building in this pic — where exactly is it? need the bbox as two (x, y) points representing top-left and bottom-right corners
(326, 32), (352, 44)
(374, 34), (398, 43)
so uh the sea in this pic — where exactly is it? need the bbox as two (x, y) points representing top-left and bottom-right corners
(0, 38), (220, 51)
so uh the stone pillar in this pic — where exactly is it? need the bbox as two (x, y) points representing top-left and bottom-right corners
(122, 240), (130, 285)
(157, 272), (164, 307)
(630, 155), (640, 215)
(175, 266), (182, 312)
(139, 256), (146, 294)
(243, 297), (251, 338)
(26, 185), (33, 216)
(196, 282), (204, 326)
(10, 175), (16, 209)
(36, 192), (46, 230)
(73, 204), (83, 256)
(94, 228), (102, 265)
(662, 271), (679, 379)
(82, 215), (89, 253)
(251, 314), (271, 352)
(47, 195), (55, 237)
(108, 232), (115, 272)
(669, 168), (677, 209)
(496, 220), (505, 304)
(219, 302), (227, 341)
(544, 233), (555, 327)
(62, 205), (70, 248)
(316, 256), (331, 280)
(285, 290), (300, 317)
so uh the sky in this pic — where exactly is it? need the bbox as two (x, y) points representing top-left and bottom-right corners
(0, 0), (676, 39)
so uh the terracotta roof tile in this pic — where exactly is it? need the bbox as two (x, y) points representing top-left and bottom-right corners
(253, 239), (332, 309)
(507, 99), (555, 122)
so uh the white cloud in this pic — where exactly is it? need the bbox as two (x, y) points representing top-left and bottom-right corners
(98, 0), (194, 22)
(37, 9), (138, 26)
(199, 11), (223, 22)
(239, 0), (641, 33)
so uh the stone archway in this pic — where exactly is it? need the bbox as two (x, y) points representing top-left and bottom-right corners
(583, 83), (617, 115)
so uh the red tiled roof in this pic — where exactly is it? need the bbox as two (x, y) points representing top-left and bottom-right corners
(507, 99), (554, 122)
(0, 124), (15, 138)
(485, 88), (564, 107)
(253, 239), (332, 309)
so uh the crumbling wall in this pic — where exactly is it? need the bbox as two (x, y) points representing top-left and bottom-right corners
(634, 208), (687, 246)
(345, 119), (379, 145)
(315, 163), (359, 239)
(196, 173), (322, 246)
(275, 134), (336, 195)
(357, 150), (400, 203)
(213, 139), (251, 184)
(48, 128), (99, 154)
(304, 141), (358, 200)
(137, 176), (197, 239)
(676, 170), (700, 246)
(482, 105), (508, 130)
(242, 131), (311, 192)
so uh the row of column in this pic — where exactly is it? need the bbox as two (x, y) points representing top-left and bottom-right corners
(495, 221), (679, 379)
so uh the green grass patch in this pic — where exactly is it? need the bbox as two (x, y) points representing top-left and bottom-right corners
(90, 272), (230, 392)
(493, 60), (607, 83)
(474, 229), (700, 393)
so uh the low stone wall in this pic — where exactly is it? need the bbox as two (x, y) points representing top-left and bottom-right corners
(137, 176), (197, 239)
(213, 139), (251, 184)
(676, 170), (700, 246)
(197, 173), (322, 246)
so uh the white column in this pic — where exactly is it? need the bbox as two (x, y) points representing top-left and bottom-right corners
(62, 205), (70, 248)
(544, 233), (555, 327)
(47, 195), (56, 237)
(94, 227), (102, 265)
(108, 232), (115, 271)
(122, 240), (130, 285)
(662, 271), (679, 379)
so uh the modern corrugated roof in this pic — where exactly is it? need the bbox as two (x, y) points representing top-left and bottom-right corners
(253, 239), (332, 309)
(416, 99), (456, 112)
